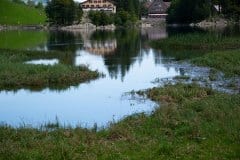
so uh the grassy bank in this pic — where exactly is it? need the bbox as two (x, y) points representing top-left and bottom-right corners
(151, 33), (240, 50)
(0, 0), (46, 25)
(192, 49), (240, 77)
(0, 84), (239, 159)
(0, 49), (100, 91)
(151, 33), (240, 77)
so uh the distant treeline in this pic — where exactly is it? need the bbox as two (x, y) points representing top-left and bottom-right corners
(167, 0), (240, 24)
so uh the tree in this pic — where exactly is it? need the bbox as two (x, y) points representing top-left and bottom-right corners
(75, 4), (83, 23)
(35, 2), (44, 10)
(45, 0), (76, 25)
(114, 0), (140, 18)
(27, 0), (35, 7)
(219, 0), (240, 20)
(88, 11), (114, 26)
(167, 0), (211, 24)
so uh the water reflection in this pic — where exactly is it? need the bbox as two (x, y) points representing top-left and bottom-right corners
(43, 29), (159, 80)
(1, 26), (239, 127)
(0, 28), (182, 127)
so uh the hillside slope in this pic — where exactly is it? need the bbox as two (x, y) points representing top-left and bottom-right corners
(0, 0), (46, 25)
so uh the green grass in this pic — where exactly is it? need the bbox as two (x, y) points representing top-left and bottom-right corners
(0, 84), (239, 159)
(151, 33), (240, 50)
(0, 49), (100, 91)
(0, 0), (46, 25)
(151, 32), (240, 77)
(0, 30), (47, 49)
(191, 50), (240, 77)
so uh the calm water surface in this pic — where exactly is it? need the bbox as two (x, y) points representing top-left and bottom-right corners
(1, 27), (238, 127)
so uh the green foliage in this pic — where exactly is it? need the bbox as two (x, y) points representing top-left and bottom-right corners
(167, 0), (211, 24)
(140, 0), (148, 17)
(45, 0), (76, 25)
(88, 11), (114, 26)
(114, 10), (137, 26)
(75, 4), (83, 23)
(0, 84), (239, 159)
(35, 2), (44, 10)
(214, 0), (240, 20)
(114, 0), (140, 18)
(0, 0), (46, 25)
(150, 33), (240, 76)
(192, 50), (240, 76)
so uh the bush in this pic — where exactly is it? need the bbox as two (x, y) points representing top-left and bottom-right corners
(88, 11), (114, 26)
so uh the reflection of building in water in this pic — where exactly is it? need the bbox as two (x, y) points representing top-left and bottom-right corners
(80, 29), (117, 55)
(141, 27), (167, 40)
(84, 40), (117, 55)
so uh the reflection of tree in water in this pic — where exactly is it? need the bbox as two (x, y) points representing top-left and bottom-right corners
(103, 29), (141, 80)
(47, 31), (83, 65)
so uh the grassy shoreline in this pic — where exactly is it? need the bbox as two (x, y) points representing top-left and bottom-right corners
(150, 33), (240, 50)
(0, 49), (100, 91)
(151, 33), (240, 77)
(0, 84), (239, 159)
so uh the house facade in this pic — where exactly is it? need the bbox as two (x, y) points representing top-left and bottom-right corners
(80, 0), (116, 13)
(148, 0), (171, 18)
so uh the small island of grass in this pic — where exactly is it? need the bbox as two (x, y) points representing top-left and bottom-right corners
(0, 49), (101, 91)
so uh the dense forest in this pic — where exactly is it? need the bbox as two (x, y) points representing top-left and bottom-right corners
(167, 0), (240, 23)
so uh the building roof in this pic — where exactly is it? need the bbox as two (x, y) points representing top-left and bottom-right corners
(80, 0), (115, 5)
(148, 0), (171, 14)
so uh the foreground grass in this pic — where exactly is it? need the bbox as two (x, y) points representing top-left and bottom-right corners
(0, 0), (46, 25)
(0, 84), (239, 159)
(0, 49), (100, 91)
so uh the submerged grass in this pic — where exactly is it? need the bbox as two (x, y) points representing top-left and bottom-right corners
(0, 84), (239, 159)
(0, 49), (100, 91)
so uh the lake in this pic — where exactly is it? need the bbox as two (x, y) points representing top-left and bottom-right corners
(0, 26), (239, 127)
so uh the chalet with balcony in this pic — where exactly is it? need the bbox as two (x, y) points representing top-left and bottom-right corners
(148, 0), (171, 18)
(80, 0), (116, 13)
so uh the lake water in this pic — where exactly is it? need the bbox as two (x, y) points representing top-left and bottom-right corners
(0, 26), (238, 127)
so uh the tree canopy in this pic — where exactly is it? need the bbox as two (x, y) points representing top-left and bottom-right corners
(45, 0), (76, 25)
(167, 0), (211, 24)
